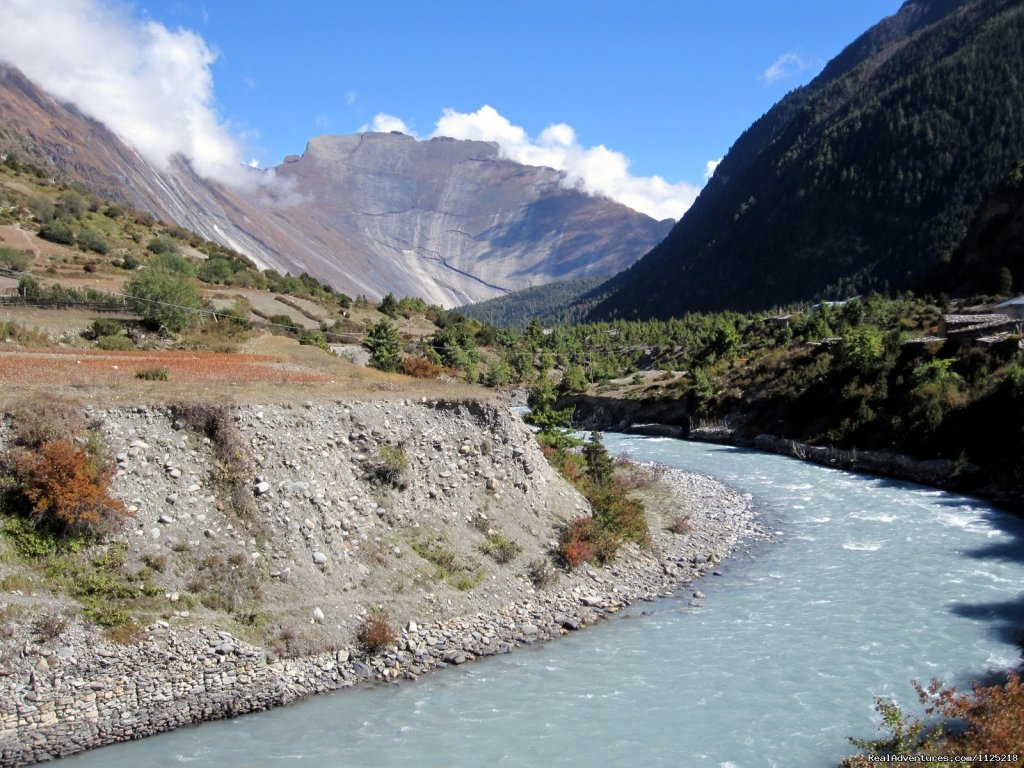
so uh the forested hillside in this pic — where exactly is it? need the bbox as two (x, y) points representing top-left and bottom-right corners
(587, 0), (1024, 318)
(926, 160), (1024, 295)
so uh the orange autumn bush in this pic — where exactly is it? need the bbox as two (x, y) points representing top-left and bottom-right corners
(559, 517), (599, 569)
(398, 356), (442, 379)
(15, 440), (127, 534)
(842, 671), (1024, 765)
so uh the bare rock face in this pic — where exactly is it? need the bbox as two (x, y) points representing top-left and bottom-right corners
(0, 65), (672, 306)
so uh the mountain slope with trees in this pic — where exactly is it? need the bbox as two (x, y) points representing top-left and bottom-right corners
(586, 0), (1024, 319)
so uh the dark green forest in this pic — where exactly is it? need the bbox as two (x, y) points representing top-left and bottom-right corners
(583, 0), (1024, 319)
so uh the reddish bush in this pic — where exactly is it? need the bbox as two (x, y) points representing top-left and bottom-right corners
(843, 672), (1024, 764)
(921, 672), (1024, 756)
(15, 440), (127, 534)
(398, 356), (442, 379)
(356, 608), (396, 654)
(558, 516), (599, 569)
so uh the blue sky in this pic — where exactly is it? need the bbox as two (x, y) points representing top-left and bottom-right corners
(1, 0), (903, 219)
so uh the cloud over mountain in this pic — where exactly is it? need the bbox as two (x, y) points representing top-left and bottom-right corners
(361, 106), (697, 221)
(0, 0), (248, 184)
(429, 106), (695, 221)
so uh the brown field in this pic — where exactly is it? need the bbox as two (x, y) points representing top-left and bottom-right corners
(0, 348), (332, 387)
(0, 333), (491, 409)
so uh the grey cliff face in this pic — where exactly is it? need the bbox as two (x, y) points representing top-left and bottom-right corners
(0, 66), (672, 306)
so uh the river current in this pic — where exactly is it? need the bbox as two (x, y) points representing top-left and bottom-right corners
(61, 434), (1024, 767)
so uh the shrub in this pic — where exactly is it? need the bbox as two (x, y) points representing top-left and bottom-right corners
(298, 329), (329, 350)
(38, 219), (75, 245)
(17, 274), (41, 298)
(148, 251), (194, 276)
(90, 318), (124, 339)
(398, 356), (442, 379)
(168, 403), (254, 519)
(527, 558), (557, 589)
(142, 553), (168, 572)
(479, 533), (522, 564)
(559, 517), (599, 569)
(32, 613), (68, 641)
(77, 228), (109, 255)
(667, 514), (692, 535)
(1, 515), (60, 558)
(146, 235), (179, 255)
(0, 245), (31, 271)
(265, 313), (300, 336)
(197, 257), (234, 284)
(135, 366), (170, 381)
(0, 321), (49, 346)
(56, 190), (86, 218)
(96, 334), (135, 351)
(5, 396), (90, 448)
(356, 607), (396, 654)
(15, 440), (127, 535)
(842, 673), (1024, 763)
(365, 444), (408, 489)
(187, 551), (263, 616)
(588, 484), (650, 548)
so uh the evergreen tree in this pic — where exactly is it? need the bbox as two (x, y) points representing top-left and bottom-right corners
(379, 292), (399, 318)
(582, 431), (615, 486)
(362, 319), (402, 372)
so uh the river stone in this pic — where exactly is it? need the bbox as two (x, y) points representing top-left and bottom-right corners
(443, 650), (467, 665)
(312, 552), (327, 565)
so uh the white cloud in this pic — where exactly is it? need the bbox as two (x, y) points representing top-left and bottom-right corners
(360, 113), (416, 136)
(0, 0), (251, 186)
(427, 105), (696, 221)
(761, 52), (810, 85)
(345, 90), (358, 107)
(704, 157), (722, 181)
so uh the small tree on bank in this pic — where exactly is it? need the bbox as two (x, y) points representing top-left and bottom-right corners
(363, 319), (402, 372)
(124, 266), (203, 332)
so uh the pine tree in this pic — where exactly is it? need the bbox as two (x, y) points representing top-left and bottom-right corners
(362, 319), (402, 372)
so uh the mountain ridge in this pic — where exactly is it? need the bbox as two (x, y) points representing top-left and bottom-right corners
(0, 65), (671, 307)
(586, 0), (1024, 319)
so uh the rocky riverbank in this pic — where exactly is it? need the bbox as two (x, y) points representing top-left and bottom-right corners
(0, 398), (763, 766)
(559, 393), (1013, 508)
